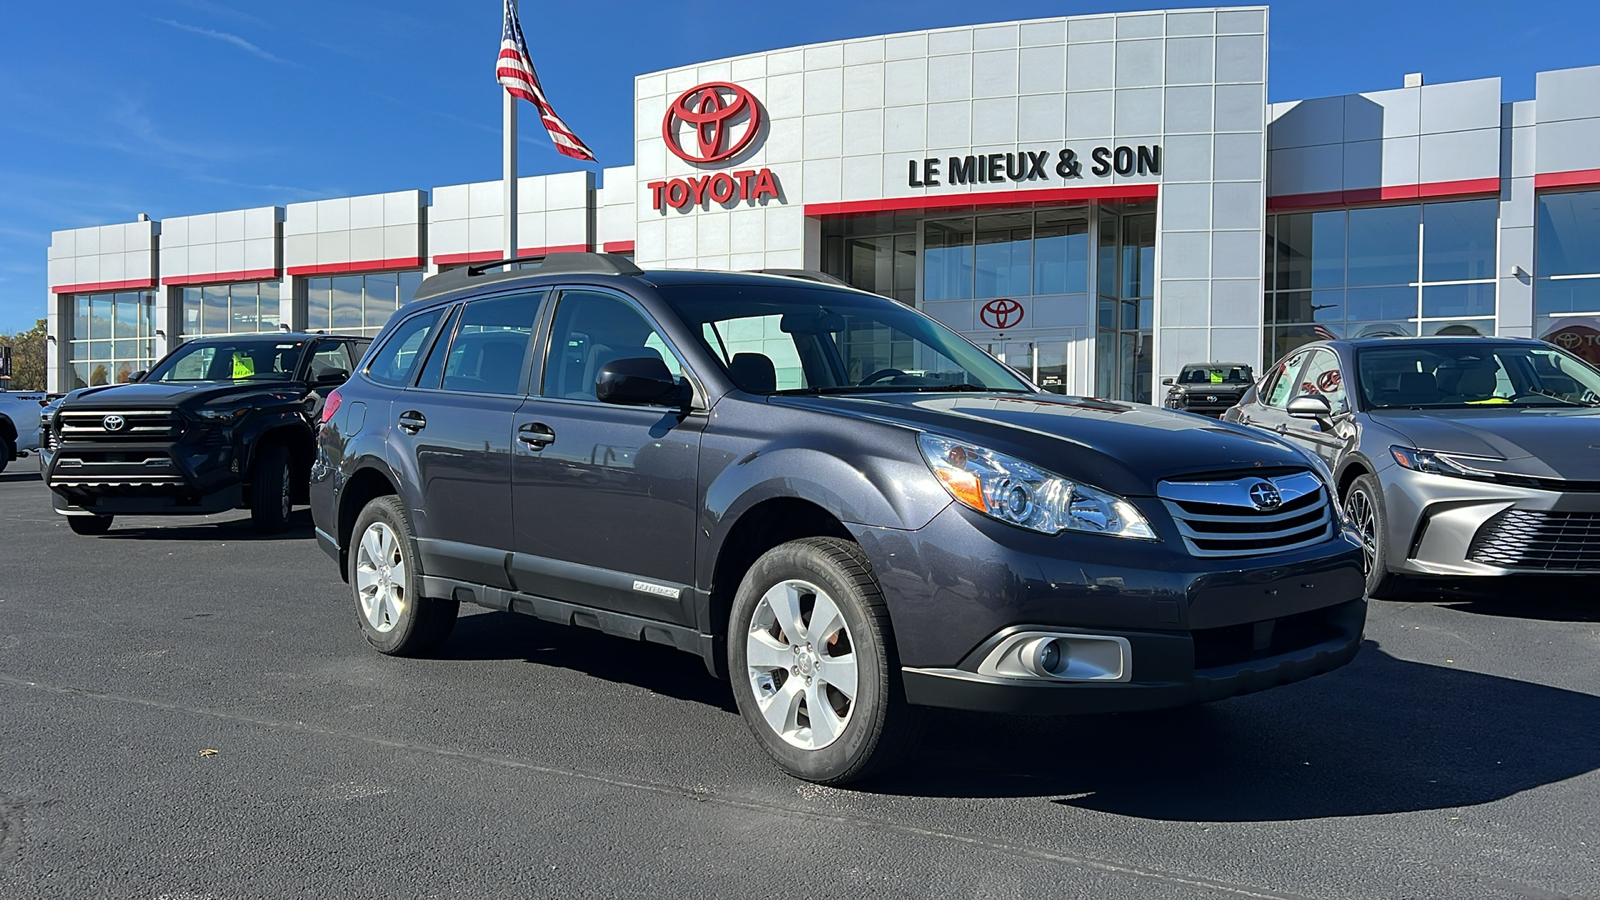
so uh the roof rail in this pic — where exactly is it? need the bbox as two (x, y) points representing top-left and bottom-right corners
(413, 252), (642, 303)
(751, 268), (850, 286)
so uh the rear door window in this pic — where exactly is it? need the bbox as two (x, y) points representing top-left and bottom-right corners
(1263, 349), (1313, 408)
(438, 293), (543, 395)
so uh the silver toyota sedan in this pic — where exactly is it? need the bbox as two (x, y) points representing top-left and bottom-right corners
(1226, 336), (1600, 597)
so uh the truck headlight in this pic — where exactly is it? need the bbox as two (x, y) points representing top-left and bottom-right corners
(917, 433), (1156, 539)
(195, 407), (247, 422)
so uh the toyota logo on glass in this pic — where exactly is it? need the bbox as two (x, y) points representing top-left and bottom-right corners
(649, 82), (781, 211)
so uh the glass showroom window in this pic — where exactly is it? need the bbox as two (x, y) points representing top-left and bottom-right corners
(820, 212), (919, 305)
(180, 282), (281, 338)
(67, 290), (156, 388)
(1534, 189), (1600, 366)
(920, 208), (1091, 303)
(1263, 198), (1498, 363)
(1094, 203), (1155, 404)
(305, 270), (425, 336)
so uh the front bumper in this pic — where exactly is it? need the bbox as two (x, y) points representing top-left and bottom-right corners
(41, 436), (244, 517)
(852, 502), (1366, 715)
(1380, 466), (1600, 576)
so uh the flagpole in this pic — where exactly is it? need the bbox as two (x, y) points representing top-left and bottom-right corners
(502, 0), (518, 261)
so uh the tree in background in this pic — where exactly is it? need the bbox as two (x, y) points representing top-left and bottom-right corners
(0, 319), (47, 391)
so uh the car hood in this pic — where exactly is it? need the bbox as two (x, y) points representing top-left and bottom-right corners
(772, 392), (1314, 497)
(60, 381), (303, 410)
(1369, 407), (1600, 480)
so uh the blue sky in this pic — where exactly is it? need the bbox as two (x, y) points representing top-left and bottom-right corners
(1, 0), (1596, 331)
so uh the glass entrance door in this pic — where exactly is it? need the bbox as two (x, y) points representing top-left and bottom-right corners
(982, 334), (1080, 394)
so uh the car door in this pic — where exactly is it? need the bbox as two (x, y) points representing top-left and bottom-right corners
(1238, 347), (1314, 438)
(390, 291), (544, 590)
(509, 286), (704, 625)
(1282, 348), (1355, 469)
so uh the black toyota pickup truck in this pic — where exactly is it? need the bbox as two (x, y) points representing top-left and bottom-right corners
(40, 332), (368, 535)
(1161, 362), (1255, 418)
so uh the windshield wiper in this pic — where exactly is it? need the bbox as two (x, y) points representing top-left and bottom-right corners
(776, 383), (1029, 396)
(1523, 387), (1600, 407)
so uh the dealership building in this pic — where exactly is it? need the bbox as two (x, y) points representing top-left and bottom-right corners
(42, 5), (1600, 400)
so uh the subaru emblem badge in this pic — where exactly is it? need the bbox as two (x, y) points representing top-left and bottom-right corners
(1247, 480), (1282, 511)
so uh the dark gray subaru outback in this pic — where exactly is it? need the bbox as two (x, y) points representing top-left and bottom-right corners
(311, 253), (1366, 784)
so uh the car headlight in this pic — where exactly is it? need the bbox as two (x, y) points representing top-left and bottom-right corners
(917, 433), (1156, 539)
(1389, 446), (1502, 479)
(195, 407), (248, 422)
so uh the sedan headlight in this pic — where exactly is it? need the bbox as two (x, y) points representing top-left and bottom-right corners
(1389, 446), (1503, 479)
(917, 433), (1156, 539)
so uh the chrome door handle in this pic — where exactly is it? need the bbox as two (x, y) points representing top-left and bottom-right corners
(398, 410), (426, 434)
(518, 422), (556, 449)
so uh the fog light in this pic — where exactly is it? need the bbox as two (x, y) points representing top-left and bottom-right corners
(1021, 636), (1067, 677)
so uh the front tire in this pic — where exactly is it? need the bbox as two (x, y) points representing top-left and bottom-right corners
(67, 515), (113, 535)
(349, 496), (457, 656)
(728, 537), (922, 785)
(249, 443), (293, 534)
(1345, 473), (1403, 600)
(0, 435), (12, 474)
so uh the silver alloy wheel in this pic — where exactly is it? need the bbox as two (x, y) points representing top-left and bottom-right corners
(354, 521), (407, 633)
(279, 461), (292, 520)
(745, 579), (858, 751)
(1347, 487), (1378, 575)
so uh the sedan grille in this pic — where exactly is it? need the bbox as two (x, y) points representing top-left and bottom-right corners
(1467, 510), (1600, 571)
(1157, 470), (1335, 558)
(57, 409), (183, 442)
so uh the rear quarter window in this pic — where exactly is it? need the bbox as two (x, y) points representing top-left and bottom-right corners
(365, 309), (444, 387)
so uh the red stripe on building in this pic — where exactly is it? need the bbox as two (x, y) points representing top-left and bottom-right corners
(432, 245), (592, 267)
(162, 268), (279, 287)
(1267, 178), (1500, 210)
(285, 257), (422, 277)
(51, 277), (157, 294)
(805, 183), (1160, 218)
(1534, 169), (1600, 190)
(602, 241), (635, 254)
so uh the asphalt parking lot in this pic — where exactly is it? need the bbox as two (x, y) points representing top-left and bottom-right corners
(1, 471), (1597, 900)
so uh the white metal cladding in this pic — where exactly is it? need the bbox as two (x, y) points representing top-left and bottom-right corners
(158, 207), (280, 282)
(283, 190), (427, 271)
(430, 171), (593, 260)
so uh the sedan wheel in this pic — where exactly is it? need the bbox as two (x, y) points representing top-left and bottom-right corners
(348, 496), (457, 655)
(1344, 473), (1403, 600)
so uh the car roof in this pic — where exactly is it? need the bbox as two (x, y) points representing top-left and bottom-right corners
(1179, 361), (1252, 368)
(179, 332), (365, 343)
(1339, 336), (1547, 350)
(410, 253), (874, 306)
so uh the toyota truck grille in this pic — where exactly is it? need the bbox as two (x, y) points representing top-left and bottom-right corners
(57, 409), (183, 442)
(1157, 470), (1335, 558)
(1467, 510), (1600, 571)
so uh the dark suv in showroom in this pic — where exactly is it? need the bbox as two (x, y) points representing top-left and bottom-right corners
(41, 333), (367, 534)
(311, 253), (1366, 784)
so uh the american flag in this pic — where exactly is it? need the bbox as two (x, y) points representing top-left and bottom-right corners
(497, 0), (595, 161)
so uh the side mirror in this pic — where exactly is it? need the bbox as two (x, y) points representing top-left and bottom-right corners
(1287, 394), (1333, 420)
(314, 368), (350, 388)
(596, 357), (686, 407)
(129, 370), (147, 383)
(1161, 377), (1174, 386)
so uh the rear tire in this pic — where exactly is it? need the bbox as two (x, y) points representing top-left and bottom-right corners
(1345, 473), (1404, 600)
(249, 443), (293, 534)
(67, 515), (113, 536)
(349, 496), (457, 656)
(728, 537), (924, 785)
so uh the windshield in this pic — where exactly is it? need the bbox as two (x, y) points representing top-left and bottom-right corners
(1178, 364), (1253, 385)
(1356, 342), (1600, 410)
(145, 340), (306, 384)
(655, 282), (1032, 395)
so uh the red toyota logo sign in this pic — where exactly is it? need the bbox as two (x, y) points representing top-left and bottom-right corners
(663, 82), (763, 165)
(980, 298), (1024, 330)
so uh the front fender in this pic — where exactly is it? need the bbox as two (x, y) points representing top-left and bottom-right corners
(236, 409), (314, 473)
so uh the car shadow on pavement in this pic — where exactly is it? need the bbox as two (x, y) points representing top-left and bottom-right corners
(868, 639), (1600, 818)
(94, 509), (318, 542)
(1394, 580), (1600, 624)
(0, 471), (41, 484)
(440, 610), (739, 712)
